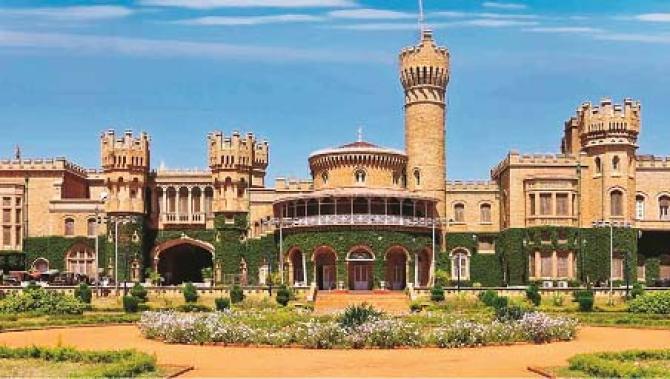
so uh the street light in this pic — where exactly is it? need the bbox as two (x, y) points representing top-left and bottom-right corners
(109, 214), (140, 295)
(592, 219), (633, 304)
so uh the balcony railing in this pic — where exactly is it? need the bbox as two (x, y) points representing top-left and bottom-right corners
(276, 214), (435, 228)
(161, 212), (211, 224)
(526, 216), (578, 227)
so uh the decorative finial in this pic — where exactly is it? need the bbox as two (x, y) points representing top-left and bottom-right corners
(418, 0), (425, 34)
(357, 126), (363, 142)
(14, 145), (20, 160)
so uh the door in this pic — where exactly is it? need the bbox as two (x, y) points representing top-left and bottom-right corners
(322, 265), (335, 290)
(353, 264), (370, 290)
(392, 264), (404, 290)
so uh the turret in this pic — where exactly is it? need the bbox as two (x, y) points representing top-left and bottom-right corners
(400, 29), (449, 216)
(100, 129), (150, 214)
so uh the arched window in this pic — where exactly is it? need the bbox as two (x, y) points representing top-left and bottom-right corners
(660, 195), (670, 220)
(413, 169), (421, 186)
(454, 203), (465, 223)
(450, 249), (470, 281)
(612, 156), (620, 172)
(64, 218), (75, 236)
(87, 218), (97, 237)
(480, 203), (492, 223)
(594, 157), (602, 174)
(354, 169), (366, 184)
(66, 245), (95, 277)
(610, 190), (623, 217)
(321, 171), (329, 185)
(635, 195), (645, 220)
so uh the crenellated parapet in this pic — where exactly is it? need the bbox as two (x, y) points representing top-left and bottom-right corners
(399, 29), (450, 107)
(274, 177), (314, 192)
(566, 98), (641, 152)
(636, 155), (670, 170)
(491, 151), (579, 179)
(446, 180), (499, 192)
(0, 157), (89, 178)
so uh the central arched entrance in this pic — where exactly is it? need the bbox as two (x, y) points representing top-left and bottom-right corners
(153, 238), (214, 285)
(347, 247), (374, 291)
(313, 246), (337, 290)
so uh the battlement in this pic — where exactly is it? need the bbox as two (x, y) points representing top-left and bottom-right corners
(208, 130), (269, 171)
(446, 180), (499, 192)
(0, 157), (88, 177)
(491, 151), (578, 178)
(575, 98), (641, 139)
(399, 29), (449, 66)
(100, 129), (150, 171)
(274, 177), (313, 192)
(399, 30), (449, 96)
(636, 155), (670, 169)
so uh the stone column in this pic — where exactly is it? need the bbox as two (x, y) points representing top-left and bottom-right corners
(188, 187), (193, 221)
(302, 252), (307, 286)
(414, 253), (419, 287)
(200, 187), (205, 216)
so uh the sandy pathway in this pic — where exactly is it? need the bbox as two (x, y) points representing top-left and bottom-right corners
(0, 325), (669, 377)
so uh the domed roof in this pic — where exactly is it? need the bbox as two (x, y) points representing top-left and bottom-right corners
(309, 140), (406, 158)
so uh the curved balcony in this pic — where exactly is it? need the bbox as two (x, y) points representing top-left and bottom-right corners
(277, 214), (436, 229)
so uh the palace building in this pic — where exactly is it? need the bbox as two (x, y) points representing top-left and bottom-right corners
(1, 30), (669, 290)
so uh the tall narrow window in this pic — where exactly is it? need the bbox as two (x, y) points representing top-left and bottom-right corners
(612, 156), (620, 172)
(450, 250), (470, 280)
(529, 194), (536, 216)
(354, 169), (366, 184)
(612, 253), (624, 280)
(635, 195), (645, 220)
(480, 203), (491, 223)
(594, 157), (602, 174)
(454, 203), (465, 223)
(556, 194), (569, 216)
(539, 193), (552, 215)
(540, 251), (553, 277)
(64, 218), (75, 236)
(87, 218), (97, 237)
(413, 169), (421, 186)
(610, 190), (623, 217)
(660, 196), (670, 220)
(557, 252), (570, 277)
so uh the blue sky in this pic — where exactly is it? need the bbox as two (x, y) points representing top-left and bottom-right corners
(1, 0), (669, 182)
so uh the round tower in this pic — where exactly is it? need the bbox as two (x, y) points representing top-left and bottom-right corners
(400, 29), (450, 215)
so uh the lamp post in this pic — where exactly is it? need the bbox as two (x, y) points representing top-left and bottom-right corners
(593, 219), (633, 305)
(110, 215), (138, 295)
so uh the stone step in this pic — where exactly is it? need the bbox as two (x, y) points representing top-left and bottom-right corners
(313, 291), (410, 315)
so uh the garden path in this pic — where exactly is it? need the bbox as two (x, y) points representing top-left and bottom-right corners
(0, 325), (668, 377)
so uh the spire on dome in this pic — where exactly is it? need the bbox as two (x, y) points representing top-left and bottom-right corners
(357, 126), (363, 142)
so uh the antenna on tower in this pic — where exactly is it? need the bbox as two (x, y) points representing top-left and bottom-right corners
(418, 0), (426, 34)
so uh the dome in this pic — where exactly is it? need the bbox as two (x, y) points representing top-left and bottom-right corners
(309, 140), (406, 158)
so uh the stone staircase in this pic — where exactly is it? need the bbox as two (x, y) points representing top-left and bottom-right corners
(313, 291), (410, 315)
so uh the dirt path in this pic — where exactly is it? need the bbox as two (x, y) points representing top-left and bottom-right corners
(0, 325), (669, 377)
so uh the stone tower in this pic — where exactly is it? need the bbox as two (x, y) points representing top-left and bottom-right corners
(563, 98), (641, 224)
(207, 131), (268, 216)
(100, 129), (150, 214)
(400, 29), (450, 216)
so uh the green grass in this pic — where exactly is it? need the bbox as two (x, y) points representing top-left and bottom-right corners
(562, 349), (670, 377)
(0, 312), (140, 331)
(561, 312), (670, 329)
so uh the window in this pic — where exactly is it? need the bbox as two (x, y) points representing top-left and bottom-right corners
(477, 236), (495, 253)
(529, 194), (535, 216)
(612, 156), (620, 172)
(660, 196), (670, 220)
(529, 253), (536, 277)
(557, 252), (570, 277)
(66, 246), (95, 277)
(540, 252), (553, 277)
(480, 204), (492, 223)
(451, 250), (469, 280)
(612, 253), (624, 280)
(354, 169), (366, 184)
(556, 194), (569, 216)
(2, 227), (10, 246)
(610, 190), (623, 217)
(87, 218), (97, 237)
(64, 218), (75, 236)
(2, 209), (9, 223)
(636, 195), (645, 220)
(594, 157), (602, 174)
(413, 169), (421, 186)
(321, 172), (329, 185)
(637, 256), (645, 281)
(454, 203), (465, 223)
(539, 194), (552, 215)
(2, 197), (10, 207)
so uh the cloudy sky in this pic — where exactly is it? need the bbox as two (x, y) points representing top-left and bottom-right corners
(1, 0), (669, 182)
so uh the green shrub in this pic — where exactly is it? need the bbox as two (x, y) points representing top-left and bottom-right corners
(177, 303), (212, 312)
(215, 297), (231, 311)
(569, 349), (670, 377)
(74, 283), (92, 304)
(276, 285), (291, 307)
(629, 291), (670, 314)
(552, 293), (565, 307)
(525, 283), (541, 306)
(130, 283), (148, 303)
(430, 285), (445, 302)
(182, 282), (198, 303)
(0, 287), (86, 315)
(491, 295), (509, 311)
(230, 285), (245, 304)
(573, 290), (594, 312)
(122, 296), (139, 313)
(478, 290), (498, 306)
(630, 282), (645, 299)
(409, 301), (423, 313)
(495, 304), (529, 322)
(339, 303), (381, 329)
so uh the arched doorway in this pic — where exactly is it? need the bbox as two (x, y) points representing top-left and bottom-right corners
(347, 247), (374, 291)
(385, 247), (408, 290)
(287, 248), (306, 286)
(313, 246), (337, 290)
(65, 243), (96, 278)
(153, 238), (214, 285)
(416, 248), (431, 288)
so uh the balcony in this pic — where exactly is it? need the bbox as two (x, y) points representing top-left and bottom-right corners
(526, 216), (578, 227)
(161, 212), (211, 225)
(276, 214), (435, 229)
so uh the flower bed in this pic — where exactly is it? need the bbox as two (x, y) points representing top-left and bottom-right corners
(138, 310), (577, 349)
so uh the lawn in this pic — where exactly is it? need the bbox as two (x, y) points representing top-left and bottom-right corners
(548, 349), (670, 377)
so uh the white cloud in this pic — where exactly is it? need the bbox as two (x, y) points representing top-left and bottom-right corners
(634, 13), (670, 22)
(139, 0), (356, 9)
(176, 14), (323, 25)
(328, 8), (414, 20)
(433, 11), (537, 20)
(459, 19), (537, 27)
(482, 2), (527, 10)
(594, 32), (670, 44)
(334, 23), (418, 31)
(336, 19), (537, 31)
(0, 29), (385, 62)
(0, 5), (133, 20)
(524, 26), (602, 34)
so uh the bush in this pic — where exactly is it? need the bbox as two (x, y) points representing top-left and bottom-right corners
(182, 282), (198, 303)
(495, 304), (527, 322)
(177, 303), (212, 313)
(74, 283), (92, 304)
(130, 283), (148, 303)
(629, 291), (670, 314)
(478, 290), (498, 306)
(122, 296), (139, 313)
(230, 285), (245, 304)
(409, 301), (423, 313)
(569, 349), (670, 377)
(215, 297), (231, 311)
(491, 295), (509, 311)
(525, 283), (541, 306)
(339, 303), (381, 329)
(552, 293), (565, 307)
(630, 282), (645, 299)
(430, 285), (445, 302)
(276, 286), (291, 307)
(573, 290), (594, 312)
(0, 287), (86, 315)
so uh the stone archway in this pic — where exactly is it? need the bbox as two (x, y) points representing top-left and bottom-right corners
(312, 246), (337, 290)
(385, 246), (409, 290)
(416, 248), (432, 288)
(286, 247), (306, 286)
(152, 237), (215, 285)
(347, 246), (375, 291)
